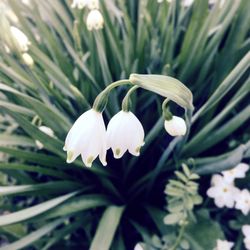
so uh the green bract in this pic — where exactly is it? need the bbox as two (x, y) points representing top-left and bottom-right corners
(129, 74), (194, 110)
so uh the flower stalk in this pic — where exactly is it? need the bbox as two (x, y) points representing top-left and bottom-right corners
(92, 79), (131, 112)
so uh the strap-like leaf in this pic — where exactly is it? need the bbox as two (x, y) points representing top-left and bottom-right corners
(90, 206), (125, 250)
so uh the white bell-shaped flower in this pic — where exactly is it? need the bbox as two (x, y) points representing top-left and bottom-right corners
(242, 225), (250, 250)
(22, 53), (34, 67)
(86, 9), (104, 31)
(36, 126), (55, 149)
(222, 163), (249, 183)
(71, 0), (88, 9)
(87, 0), (99, 9)
(207, 174), (240, 208)
(10, 26), (31, 52)
(107, 111), (145, 159)
(214, 239), (234, 250)
(64, 109), (107, 167)
(164, 116), (187, 136)
(235, 189), (250, 215)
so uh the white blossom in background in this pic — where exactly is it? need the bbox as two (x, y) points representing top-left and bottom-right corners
(87, 0), (99, 10)
(214, 239), (234, 250)
(242, 225), (250, 250)
(71, 0), (88, 9)
(86, 9), (104, 30)
(22, 53), (34, 67)
(207, 174), (240, 208)
(21, 0), (31, 5)
(222, 163), (249, 183)
(36, 126), (55, 149)
(182, 0), (194, 7)
(235, 189), (250, 215)
(134, 243), (144, 250)
(71, 0), (99, 10)
(107, 111), (145, 159)
(209, 0), (226, 8)
(0, 2), (18, 23)
(10, 26), (31, 52)
(164, 116), (187, 136)
(64, 109), (107, 167)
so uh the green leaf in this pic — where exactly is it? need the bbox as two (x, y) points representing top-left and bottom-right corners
(195, 142), (249, 175)
(90, 206), (125, 250)
(163, 212), (184, 225)
(0, 191), (79, 226)
(129, 74), (194, 110)
(185, 209), (224, 250)
(0, 181), (81, 196)
(37, 195), (110, 221)
(0, 134), (35, 147)
(192, 51), (250, 122)
(0, 218), (65, 250)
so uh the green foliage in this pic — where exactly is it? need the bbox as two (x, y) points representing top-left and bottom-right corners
(164, 164), (202, 226)
(0, 0), (249, 249)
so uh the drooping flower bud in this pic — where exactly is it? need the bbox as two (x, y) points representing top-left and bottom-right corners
(71, 0), (88, 9)
(10, 26), (31, 52)
(164, 116), (187, 136)
(22, 53), (34, 67)
(36, 126), (55, 149)
(86, 9), (104, 31)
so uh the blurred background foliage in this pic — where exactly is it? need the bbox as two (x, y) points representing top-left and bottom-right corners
(0, 0), (249, 249)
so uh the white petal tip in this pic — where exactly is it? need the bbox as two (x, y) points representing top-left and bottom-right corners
(113, 148), (123, 159)
(66, 151), (75, 164)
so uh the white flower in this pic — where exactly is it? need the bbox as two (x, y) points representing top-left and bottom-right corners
(107, 111), (145, 159)
(22, 53), (34, 67)
(209, 0), (225, 8)
(182, 0), (194, 7)
(22, 0), (31, 5)
(235, 189), (250, 215)
(222, 163), (249, 183)
(242, 225), (250, 250)
(86, 9), (104, 31)
(64, 109), (107, 167)
(214, 239), (234, 250)
(36, 126), (55, 149)
(134, 243), (144, 250)
(71, 0), (88, 9)
(207, 174), (240, 208)
(71, 0), (99, 10)
(10, 26), (31, 52)
(164, 116), (187, 136)
(87, 0), (99, 10)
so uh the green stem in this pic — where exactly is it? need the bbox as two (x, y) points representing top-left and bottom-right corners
(169, 224), (186, 250)
(122, 85), (139, 111)
(162, 98), (173, 120)
(92, 79), (131, 112)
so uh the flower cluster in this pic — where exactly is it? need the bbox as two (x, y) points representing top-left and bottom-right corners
(64, 78), (187, 167)
(4, 24), (34, 67)
(207, 163), (250, 214)
(71, 0), (104, 31)
(64, 109), (144, 167)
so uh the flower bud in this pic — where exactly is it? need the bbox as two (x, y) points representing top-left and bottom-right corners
(86, 9), (104, 31)
(22, 53), (34, 67)
(164, 116), (187, 136)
